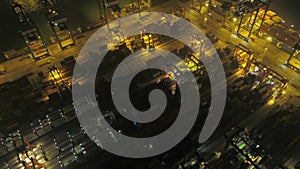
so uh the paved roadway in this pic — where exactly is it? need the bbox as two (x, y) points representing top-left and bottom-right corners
(1, 0), (300, 95)
(0, 30), (96, 84)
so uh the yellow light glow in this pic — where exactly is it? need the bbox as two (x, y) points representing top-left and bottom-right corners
(267, 99), (275, 106)
(233, 17), (238, 23)
(266, 36), (272, 42)
(232, 34), (238, 38)
(50, 70), (61, 80)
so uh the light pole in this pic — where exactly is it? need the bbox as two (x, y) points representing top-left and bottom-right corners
(102, 0), (110, 29)
(137, 0), (141, 17)
(97, 0), (103, 20)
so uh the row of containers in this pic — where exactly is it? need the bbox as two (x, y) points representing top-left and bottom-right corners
(53, 126), (94, 168)
(234, 44), (288, 100)
(0, 130), (48, 169)
(0, 99), (119, 169)
(224, 126), (271, 169)
(0, 124), (95, 169)
(0, 104), (76, 168)
(176, 126), (272, 169)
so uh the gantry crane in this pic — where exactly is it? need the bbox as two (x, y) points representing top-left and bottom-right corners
(12, 2), (49, 60)
(48, 64), (71, 97)
(132, 0), (151, 12)
(234, 0), (271, 41)
(41, 0), (75, 50)
(191, 0), (206, 13)
(96, 0), (121, 29)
